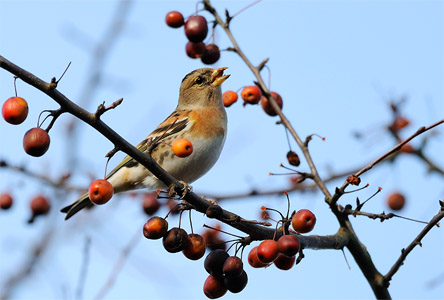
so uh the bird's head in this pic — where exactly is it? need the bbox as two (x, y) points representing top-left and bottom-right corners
(178, 67), (230, 108)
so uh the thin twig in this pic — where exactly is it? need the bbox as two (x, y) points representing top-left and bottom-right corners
(384, 206), (444, 286)
(94, 230), (140, 300)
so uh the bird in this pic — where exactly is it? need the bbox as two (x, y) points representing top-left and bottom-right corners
(61, 67), (230, 220)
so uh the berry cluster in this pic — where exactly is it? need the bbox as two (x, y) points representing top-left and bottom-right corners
(166, 11), (220, 65)
(222, 87), (283, 117)
(203, 250), (247, 298)
(249, 208), (316, 272)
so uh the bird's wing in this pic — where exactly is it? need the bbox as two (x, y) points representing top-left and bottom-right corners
(106, 109), (192, 179)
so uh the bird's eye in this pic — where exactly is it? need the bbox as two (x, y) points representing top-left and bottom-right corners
(195, 76), (203, 85)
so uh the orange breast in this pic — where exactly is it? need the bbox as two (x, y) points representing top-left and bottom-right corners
(189, 108), (226, 138)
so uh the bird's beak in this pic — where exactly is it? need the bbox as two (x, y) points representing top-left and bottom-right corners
(211, 67), (230, 87)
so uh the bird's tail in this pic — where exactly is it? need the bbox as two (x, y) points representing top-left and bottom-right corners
(60, 192), (94, 220)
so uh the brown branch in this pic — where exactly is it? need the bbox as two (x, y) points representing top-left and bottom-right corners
(383, 205), (444, 286)
(333, 119), (444, 204)
(202, 1), (395, 298)
(0, 55), (346, 252)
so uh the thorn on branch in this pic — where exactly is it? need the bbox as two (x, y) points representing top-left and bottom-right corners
(105, 146), (120, 159)
(296, 248), (305, 265)
(225, 9), (232, 25)
(257, 58), (269, 71)
(225, 47), (237, 53)
(49, 61), (72, 89)
(95, 98), (123, 119)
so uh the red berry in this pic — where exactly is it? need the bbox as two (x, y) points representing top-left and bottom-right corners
(88, 179), (114, 205)
(277, 235), (300, 257)
(183, 233), (206, 260)
(203, 275), (227, 299)
(0, 193), (13, 209)
(172, 138), (193, 157)
(201, 44), (220, 65)
(30, 195), (50, 216)
(184, 15), (208, 43)
(291, 209), (316, 233)
(241, 86), (262, 105)
(274, 253), (296, 270)
(260, 92), (283, 116)
(222, 256), (243, 277)
(186, 42), (206, 58)
(165, 11), (184, 28)
(247, 246), (268, 268)
(387, 192), (406, 211)
(143, 216), (168, 239)
(163, 227), (189, 253)
(400, 144), (415, 154)
(2, 96), (28, 125)
(142, 192), (160, 216)
(23, 128), (50, 157)
(222, 91), (238, 107)
(391, 116), (410, 131)
(257, 239), (279, 263)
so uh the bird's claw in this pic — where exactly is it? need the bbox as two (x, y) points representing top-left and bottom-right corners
(179, 181), (192, 199)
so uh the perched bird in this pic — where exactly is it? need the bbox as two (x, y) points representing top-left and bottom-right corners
(61, 67), (229, 220)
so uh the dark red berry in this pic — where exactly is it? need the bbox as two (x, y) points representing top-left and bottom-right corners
(184, 15), (208, 43)
(201, 44), (220, 65)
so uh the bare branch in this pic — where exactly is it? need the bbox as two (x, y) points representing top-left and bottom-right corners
(384, 205), (444, 286)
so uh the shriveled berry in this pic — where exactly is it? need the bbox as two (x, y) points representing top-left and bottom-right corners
(163, 227), (189, 253)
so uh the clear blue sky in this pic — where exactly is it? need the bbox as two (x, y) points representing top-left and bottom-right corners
(0, 1), (443, 300)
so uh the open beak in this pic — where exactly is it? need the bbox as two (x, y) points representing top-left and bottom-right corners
(211, 67), (230, 87)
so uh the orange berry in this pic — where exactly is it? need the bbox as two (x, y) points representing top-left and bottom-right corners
(2, 96), (28, 125)
(260, 92), (283, 116)
(241, 86), (262, 105)
(391, 116), (410, 131)
(88, 179), (114, 205)
(387, 192), (405, 211)
(30, 195), (50, 216)
(165, 11), (184, 28)
(172, 138), (193, 157)
(222, 91), (238, 107)
(400, 144), (415, 154)
(0, 193), (13, 209)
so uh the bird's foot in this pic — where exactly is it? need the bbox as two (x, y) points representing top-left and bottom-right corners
(179, 181), (192, 199)
(167, 182), (192, 199)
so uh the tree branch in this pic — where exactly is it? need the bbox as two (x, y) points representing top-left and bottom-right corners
(383, 205), (444, 286)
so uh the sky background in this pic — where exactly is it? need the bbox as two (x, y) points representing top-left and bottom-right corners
(0, 1), (443, 300)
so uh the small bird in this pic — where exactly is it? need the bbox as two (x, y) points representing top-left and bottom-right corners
(61, 67), (229, 220)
